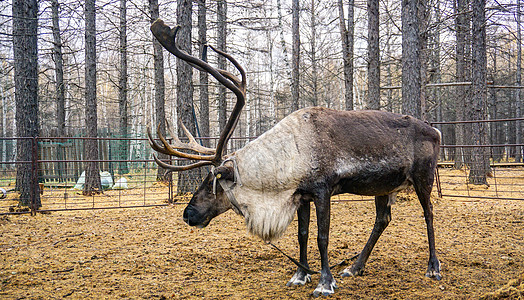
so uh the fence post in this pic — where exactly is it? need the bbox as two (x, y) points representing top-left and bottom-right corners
(30, 137), (39, 216)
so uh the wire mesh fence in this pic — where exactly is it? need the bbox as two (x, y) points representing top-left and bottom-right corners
(1, 119), (524, 215)
(433, 118), (524, 201)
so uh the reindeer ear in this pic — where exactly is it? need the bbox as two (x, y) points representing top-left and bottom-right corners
(214, 165), (234, 181)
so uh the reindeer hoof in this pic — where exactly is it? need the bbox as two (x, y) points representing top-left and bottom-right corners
(286, 272), (311, 286)
(312, 280), (337, 297)
(340, 266), (364, 278)
(425, 259), (442, 280)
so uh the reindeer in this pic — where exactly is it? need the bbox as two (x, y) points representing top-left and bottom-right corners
(148, 19), (442, 297)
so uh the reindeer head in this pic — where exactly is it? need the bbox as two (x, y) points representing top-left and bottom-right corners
(148, 20), (246, 228)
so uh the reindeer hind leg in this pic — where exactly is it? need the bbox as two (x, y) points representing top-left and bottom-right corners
(413, 169), (442, 280)
(341, 194), (392, 278)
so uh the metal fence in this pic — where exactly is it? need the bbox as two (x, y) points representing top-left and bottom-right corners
(1, 121), (524, 215)
(432, 118), (524, 201)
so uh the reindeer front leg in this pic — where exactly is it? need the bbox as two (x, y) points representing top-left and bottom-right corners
(312, 191), (336, 297)
(287, 199), (312, 286)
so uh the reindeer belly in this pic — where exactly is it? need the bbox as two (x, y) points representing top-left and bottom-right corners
(333, 163), (412, 196)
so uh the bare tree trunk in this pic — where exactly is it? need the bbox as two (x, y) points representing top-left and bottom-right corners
(401, 0), (421, 118)
(367, 0), (380, 110)
(338, 0), (354, 110)
(217, 0), (227, 131)
(118, 0), (129, 174)
(149, 0), (167, 181)
(84, 0), (102, 195)
(13, 0), (40, 207)
(276, 0), (291, 81)
(468, 0), (488, 185)
(454, 0), (467, 168)
(516, 0), (522, 162)
(176, 0), (202, 194)
(198, 0), (210, 147)
(418, 0), (428, 120)
(51, 0), (65, 137)
(291, 0), (300, 112)
(51, 0), (66, 183)
(310, 0), (318, 106)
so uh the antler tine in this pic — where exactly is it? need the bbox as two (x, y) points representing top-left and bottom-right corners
(150, 20), (244, 103)
(166, 119), (215, 155)
(147, 126), (174, 156)
(152, 154), (213, 172)
(207, 44), (246, 92)
(156, 124), (215, 161)
(150, 19), (246, 165)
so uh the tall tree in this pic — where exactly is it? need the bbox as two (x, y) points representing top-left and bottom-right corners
(198, 0), (210, 147)
(338, 0), (354, 110)
(468, 0), (488, 184)
(217, 0), (227, 131)
(516, 0), (522, 163)
(454, 0), (468, 168)
(118, 0), (129, 174)
(309, 0), (319, 106)
(50, 0), (66, 182)
(176, 0), (201, 194)
(418, 0), (429, 119)
(291, 0), (300, 112)
(149, 0), (166, 181)
(13, 0), (40, 207)
(367, 0), (380, 110)
(83, 0), (102, 195)
(401, 0), (422, 118)
(50, 0), (65, 137)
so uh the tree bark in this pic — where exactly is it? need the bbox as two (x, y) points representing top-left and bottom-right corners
(198, 0), (210, 148)
(367, 0), (380, 110)
(50, 0), (66, 182)
(83, 0), (102, 195)
(13, 0), (40, 207)
(339, 0), (354, 110)
(515, 0), (522, 162)
(310, 0), (318, 106)
(149, 0), (167, 181)
(401, 0), (421, 118)
(217, 0), (227, 131)
(291, 0), (300, 112)
(176, 0), (202, 194)
(51, 0), (65, 137)
(118, 0), (129, 174)
(454, 0), (468, 168)
(468, 0), (489, 185)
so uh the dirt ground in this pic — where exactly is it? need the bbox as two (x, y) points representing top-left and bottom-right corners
(1, 191), (523, 299)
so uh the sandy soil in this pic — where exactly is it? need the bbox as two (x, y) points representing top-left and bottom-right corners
(1, 191), (523, 299)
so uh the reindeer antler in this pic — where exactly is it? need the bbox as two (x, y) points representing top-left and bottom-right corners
(148, 19), (246, 171)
